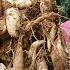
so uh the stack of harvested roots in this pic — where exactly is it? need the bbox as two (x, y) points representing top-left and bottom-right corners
(0, 0), (67, 70)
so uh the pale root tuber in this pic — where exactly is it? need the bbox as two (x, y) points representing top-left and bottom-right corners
(29, 40), (45, 70)
(28, 40), (45, 60)
(50, 35), (66, 70)
(13, 40), (24, 70)
(0, 63), (6, 70)
(6, 8), (20, 37)
(5, 0), (32, 9)
(40, 0), (58, 14)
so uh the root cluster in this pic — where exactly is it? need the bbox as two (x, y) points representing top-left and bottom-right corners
(0, 0), (66, 70)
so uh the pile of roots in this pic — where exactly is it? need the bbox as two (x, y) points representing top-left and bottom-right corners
(0, 0), (67, 70)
